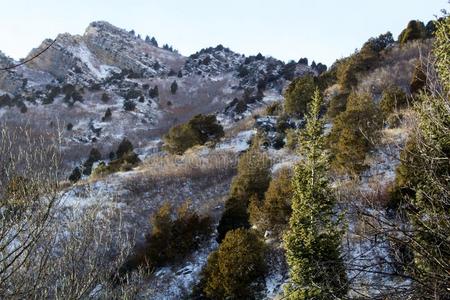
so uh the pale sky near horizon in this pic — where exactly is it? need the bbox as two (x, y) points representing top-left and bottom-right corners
(0, 0), (447, 66)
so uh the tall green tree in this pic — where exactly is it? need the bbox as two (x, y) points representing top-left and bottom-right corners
(216, 136), (271, 242)
(328, 92), (383, 175)
(283, 89), (348, 299)
(201, 228), (266, 299)
(284, 75), (316, 117)
(391, 15), (450, 298)
(398, 20), (427, 45)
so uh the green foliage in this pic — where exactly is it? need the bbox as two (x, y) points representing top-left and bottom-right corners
(285, 128), (300, 150)
(327, 91), (349, 119)
(116, 201), (212, 279)
(388, 139), (420, 209)
(201, 228), (266, 299)
(163, 114), (224, 154)
(248, 167), (293, 234)
(398, 20), (427, 45)
(337, 32), (393, 89)
(265, 101), (282, 116)
(425, 20), (437, 38)
(329, 93), (383, 175)
(284, 89), (348, 299)
(148, 85), (159, 98)
(336, 56), (358, 89)
(2, 176), (38, 208)
(68, 167), (82, 183)
(390, 16), (450, 297)
(92, 139), (139, 177)
(410, 63), (427, 94)
(92, 151), (140, 177)
(229, 139), (271, 201)
(433, 16), (450, 93)
(217, 138), (271, 242)
(102, 108), (112, 121)
(380, 85), (408, 117)
(116, 138), (134, 159)
(284, 75), (316, 116)
(82, 148), (102, 175)
(316, 66), (338, 91)
(144, 201), (212, 267)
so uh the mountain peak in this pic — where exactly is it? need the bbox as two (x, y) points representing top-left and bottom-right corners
(85, 20), (126, 37)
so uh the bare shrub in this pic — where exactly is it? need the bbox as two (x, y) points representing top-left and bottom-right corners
(133, 150), (237, 188)
(358, 40), (432, 96)
(0, 125), (145, 298)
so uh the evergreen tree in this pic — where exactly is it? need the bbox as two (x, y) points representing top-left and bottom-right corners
(101, 92), (110, 102)
(102, 108), (112, 121)
(390, 15), (450, 298)
(398, 20), (427, 45)
(284, 75), (316, 117)
(217, 137), (271, 241)
(68, 167), (82, 183)
(201, 228), (266, 299)
(163, 114), (224, 154)
(170, 80), (178, 94)
(150, 37), (158, 47)
(410, 63), (427, 94)
(328, 92), (383, 175)
(380, 85), (408, 117)
(116, 138), (133, 159)
(149, 85), (159, 98)
(248, 167), (293, 235)
(283, 89), (348, 299)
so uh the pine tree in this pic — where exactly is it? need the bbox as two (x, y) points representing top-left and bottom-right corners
(150, 37), (158, 47)
(328, 92), (383, 175)
(283, 89), (348, 299)
(202, 228), (266, 299)
(284, 75), (316, 117)
(116, 138), (133, 159)
(170, 80), (178, 94)
(391, 15), (450, 298)
(398, 20), (427, 45)
(248, 167), (293, 235)
(217, 136), (271, 241)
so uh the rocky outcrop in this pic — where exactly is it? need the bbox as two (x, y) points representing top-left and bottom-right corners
(0, 52), (26, 94)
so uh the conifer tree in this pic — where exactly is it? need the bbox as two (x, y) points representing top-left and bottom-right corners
(390, 15), (450, 298)
(283, 89), (348, 299)
(216, 136), (271, 241)
(170, 80), (178, 94)
(201, 228), (266, 299)
(328, 92), (383, 175)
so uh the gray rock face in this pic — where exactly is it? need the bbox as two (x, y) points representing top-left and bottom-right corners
(84, 21), (185, 78)
(0, 20), (316, 164)
(23, 21), (185, 85)
(0, 52), (26, 94)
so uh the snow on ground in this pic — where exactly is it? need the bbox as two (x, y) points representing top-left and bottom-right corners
(217, 129), (256, 152)
(338, 126), (410, 297)
(262, 90), (283, 104)
(141, 237), (218, 299)
(344, 206), (412, 298)
(268, 148), (300, 174)
(360, 126), (408, 191)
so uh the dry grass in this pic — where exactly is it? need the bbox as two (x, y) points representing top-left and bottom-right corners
(358, 40), (432, 97)
(223, 105), (267, 138)
(123, 149), (238, 197)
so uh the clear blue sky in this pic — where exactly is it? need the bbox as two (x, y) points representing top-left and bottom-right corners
(0, 0), (446, 65)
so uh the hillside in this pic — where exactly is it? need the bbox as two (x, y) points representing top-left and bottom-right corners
(0, 15), (448, 300)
